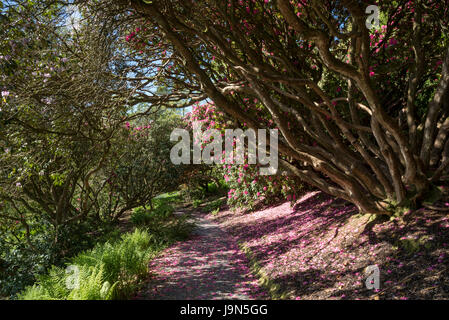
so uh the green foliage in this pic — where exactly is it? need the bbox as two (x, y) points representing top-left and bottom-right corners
(187, 103), (305, 211)
(18, 229), (163, 300)
(395, 236), (434, 255)
(130, 197), (193, 245)
(0, 215), (117, 298)
(130, 207), (151, 226)
(187, 188), (208, 201)
(192, 199), (202, 208)
(226, 165), (305, 211)
(204, 198), (226, 214)
(0, 2), (186, 299)
(182, 180), (227, 203)
(152, 191), (182, 207)
(130, 203), (174, 225)
(155, 203), (175, 218)
(105, 111), (185, 220)
(204, 181), (226, 196)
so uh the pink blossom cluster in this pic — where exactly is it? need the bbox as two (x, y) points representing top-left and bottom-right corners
(186, 102), (303, 209)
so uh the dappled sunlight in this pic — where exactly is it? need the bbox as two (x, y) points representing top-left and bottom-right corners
(209, 191), (449, 299)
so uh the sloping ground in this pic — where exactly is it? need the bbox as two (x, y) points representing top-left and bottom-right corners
(134, 212), (269, 300)
(208, 191), (449, 300)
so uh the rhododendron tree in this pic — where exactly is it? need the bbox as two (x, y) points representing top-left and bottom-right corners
(186, 102), (304, 209)
(103, 111), (185, 216)
(87, 0), (449, 215)
(13, 0), (449, 216)
(0, 1), (186, 273)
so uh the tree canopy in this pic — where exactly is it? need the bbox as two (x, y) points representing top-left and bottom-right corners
(2, 0), (449, 300)
(74, 0), (449, 214)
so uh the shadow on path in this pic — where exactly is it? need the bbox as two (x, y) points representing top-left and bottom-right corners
(134, 212), (268, 300)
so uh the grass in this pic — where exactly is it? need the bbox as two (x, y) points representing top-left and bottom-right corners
(191, 196), (226, 213)
(130, 192), (193, 243)
(153, 191), (182, 205)
(192, 199), (202, 208)
(204, 198), (226, 214)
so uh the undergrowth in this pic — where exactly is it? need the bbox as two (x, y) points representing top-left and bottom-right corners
(19, 193), (193, 300)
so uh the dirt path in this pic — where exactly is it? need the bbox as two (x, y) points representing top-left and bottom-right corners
(134, 211), (268, 300)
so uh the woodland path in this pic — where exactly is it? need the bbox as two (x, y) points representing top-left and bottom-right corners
(134, 210), (267, 300)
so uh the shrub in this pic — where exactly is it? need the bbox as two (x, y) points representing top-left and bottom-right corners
(152, 192), (182, 207)
(130, 207), (152, 226)
(130, 202), (175, 226)
(130, 202), (193, 245)
(18, 229), (159, 300)
(0, 215), (118, 298)
(225, 164), (305, 210)
(186, 102), (305, 211)
(153, 203), (175, 218)
(192, 199), (202, 208)
(204, 198), (226, 213)
(210, 208), (220, 216)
